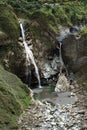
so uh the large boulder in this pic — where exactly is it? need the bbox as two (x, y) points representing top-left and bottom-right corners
(55, 74), (70, 92)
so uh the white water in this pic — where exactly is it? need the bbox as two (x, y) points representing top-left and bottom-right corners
(59, 41), (63, 65)
(56, 26), (70, 41)
(59, 41), (64, 74)
(20, 22), (41, 88)
(57, 41), (68, 75)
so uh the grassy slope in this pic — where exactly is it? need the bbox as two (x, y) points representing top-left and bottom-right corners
(0, 3), (19, 41)
(0, 0), (87, 35)
(0, 65), (31, 130)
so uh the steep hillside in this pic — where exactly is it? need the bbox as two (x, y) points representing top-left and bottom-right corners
(0, 3), (31, 130)
(0, 3), (19, 45)
(0, 65), (31, 130)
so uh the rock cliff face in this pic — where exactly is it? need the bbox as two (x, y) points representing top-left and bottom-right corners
(62, 35), (87, 83)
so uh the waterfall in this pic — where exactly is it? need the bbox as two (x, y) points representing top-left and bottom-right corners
(58, 41), (68, 75)
(59, 41), (63, 65)
(20, 22), (41, 88)
(59, 41), (64, 74)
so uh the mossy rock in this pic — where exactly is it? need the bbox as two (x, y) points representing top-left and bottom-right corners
(0, 65), (31, 130)
(0, 3), (19, 44)
(79, 26), (87, 36)
(0, 31), (8, 40)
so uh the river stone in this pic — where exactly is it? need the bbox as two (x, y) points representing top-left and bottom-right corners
(78, 110), (85, 114)
(19, 37), (23, 42)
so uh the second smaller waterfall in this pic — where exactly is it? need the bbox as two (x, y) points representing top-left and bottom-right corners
(20, 22), (41, 88)
(59, 41), (64, 74)
(57, 40), (68, 75)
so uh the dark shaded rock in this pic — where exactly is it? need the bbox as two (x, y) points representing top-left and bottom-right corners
(69, 26), (79, 33)
(62, 35), (87, 81)
(78, 110), (85, 114)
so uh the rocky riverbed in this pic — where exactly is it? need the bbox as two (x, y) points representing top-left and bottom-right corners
(18, 81), (87, 130)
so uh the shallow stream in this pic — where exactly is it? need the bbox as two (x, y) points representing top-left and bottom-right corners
(18, 85), (87, 130)
(32, 87), (81, 130)
(33, 87), (77, 105)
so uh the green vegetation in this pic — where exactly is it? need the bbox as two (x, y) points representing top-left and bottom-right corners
(62, 1), (87, 25)
(80, 26), (87, 36)
(0, 65), (31, 130)
(31, 10), (58, 34)
(0, 0), (87, 32)
(1, 0), (86, 26)
(0, 3), (19, 41)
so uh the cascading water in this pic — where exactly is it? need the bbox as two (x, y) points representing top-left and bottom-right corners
(20, 22), (41, 88)
(57, 39), (68, 75)
(59, 41), (64, 74)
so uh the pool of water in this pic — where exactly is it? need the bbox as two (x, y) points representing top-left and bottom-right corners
(33, 87), (77, 105)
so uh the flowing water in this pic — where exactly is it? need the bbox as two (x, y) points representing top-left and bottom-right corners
(59, 41), (64, 74)
(33, 87), (77, 105)
(57, 41), (68, 75)
(18, 85), (85, 130)
(20, 22), (41, 88)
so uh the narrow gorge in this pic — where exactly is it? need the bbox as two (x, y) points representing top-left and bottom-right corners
(0, 0), (87, 130)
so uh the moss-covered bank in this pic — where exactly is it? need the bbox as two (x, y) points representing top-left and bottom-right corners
(0, 65), (31, 130)
(0, 3), (19, 45)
